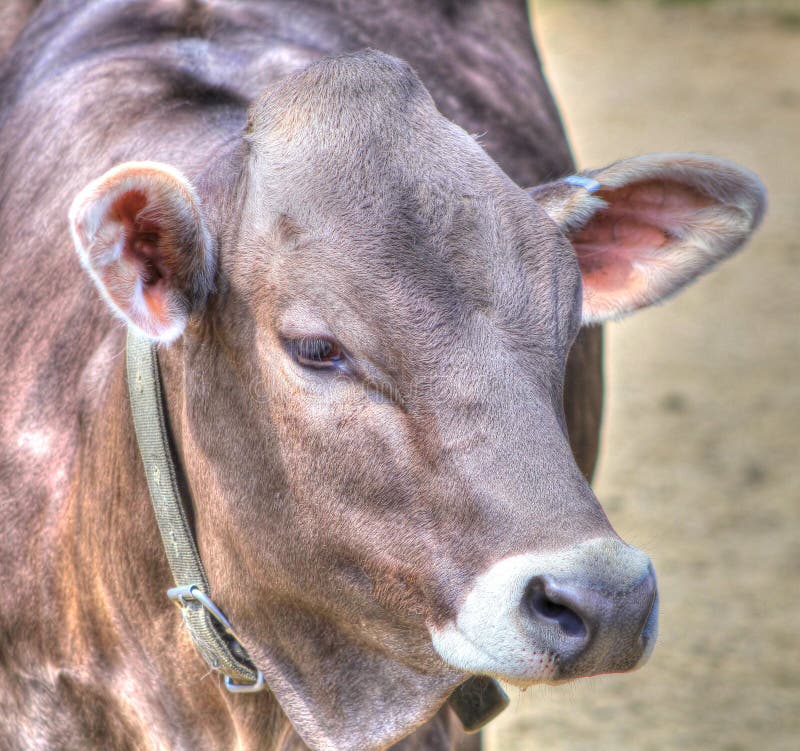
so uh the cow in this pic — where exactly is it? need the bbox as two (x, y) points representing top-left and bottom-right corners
(0, 1), (765, 750)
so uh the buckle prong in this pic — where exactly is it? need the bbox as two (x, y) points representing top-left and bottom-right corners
(167, 584), (237, 638)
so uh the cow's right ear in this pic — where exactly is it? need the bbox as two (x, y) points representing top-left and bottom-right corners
(529, 154), (766, 324)
(69, 161), (215, 343)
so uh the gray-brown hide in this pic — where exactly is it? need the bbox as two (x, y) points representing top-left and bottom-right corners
(0, 2), (765, 751)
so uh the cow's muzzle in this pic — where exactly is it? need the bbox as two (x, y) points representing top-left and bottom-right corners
(429, 538), (658, 684)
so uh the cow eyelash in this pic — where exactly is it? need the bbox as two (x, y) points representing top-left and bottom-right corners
(289, 336), (345, 369)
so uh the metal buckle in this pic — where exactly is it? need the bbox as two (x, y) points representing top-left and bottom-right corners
(225, 671), (265, 693)
(167, 584), (265, 694)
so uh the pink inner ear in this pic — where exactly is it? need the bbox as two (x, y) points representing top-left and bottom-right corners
(571, 179), (714, 299)
(99, 188), (173, 328)
(110, 190), (169, 283)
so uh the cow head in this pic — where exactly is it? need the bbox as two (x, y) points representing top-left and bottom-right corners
(69, 51), (765, 751)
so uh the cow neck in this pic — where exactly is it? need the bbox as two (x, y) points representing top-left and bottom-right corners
(125, 328), (509, 729)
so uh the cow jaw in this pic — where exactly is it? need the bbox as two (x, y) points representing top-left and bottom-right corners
(429, 538), (658, 686)
(232, 603), (466, 751)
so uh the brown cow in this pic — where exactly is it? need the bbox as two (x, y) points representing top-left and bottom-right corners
(0, 2), (764, 750)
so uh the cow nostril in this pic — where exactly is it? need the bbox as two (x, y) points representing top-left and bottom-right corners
(523, 577), (587, 639)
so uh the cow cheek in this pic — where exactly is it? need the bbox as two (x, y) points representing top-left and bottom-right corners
(270, 401), (449, 620)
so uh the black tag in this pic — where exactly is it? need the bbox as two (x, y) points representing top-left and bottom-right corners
(448, 676), (510, 733)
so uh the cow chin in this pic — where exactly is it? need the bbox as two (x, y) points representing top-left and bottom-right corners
(428, 537), (659, 686)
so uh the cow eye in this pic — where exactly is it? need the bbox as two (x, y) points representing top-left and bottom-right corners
(291, 337), (344, 369)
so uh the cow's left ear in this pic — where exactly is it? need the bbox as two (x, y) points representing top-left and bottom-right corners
(69, 161), (215, 343)
(529, 154), (766, 324)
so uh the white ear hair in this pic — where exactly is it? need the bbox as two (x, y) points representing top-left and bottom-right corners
(529, 176), (608, 235)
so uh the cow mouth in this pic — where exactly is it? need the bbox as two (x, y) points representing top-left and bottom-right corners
(429, 624), (560, 686)
(432, 614), (657, 689)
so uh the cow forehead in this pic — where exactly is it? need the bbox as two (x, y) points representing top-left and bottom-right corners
(238, 50), (581, 356)
(246, 49), (439, 152)
(244, 49), (506, 207)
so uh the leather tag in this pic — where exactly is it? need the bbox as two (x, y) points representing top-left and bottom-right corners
(448, 677), (510, 733)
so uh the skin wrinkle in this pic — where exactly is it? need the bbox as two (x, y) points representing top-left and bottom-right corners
(0, 2), (765, 750)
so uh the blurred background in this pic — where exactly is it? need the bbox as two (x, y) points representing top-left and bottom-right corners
(487, 1), (799, 749)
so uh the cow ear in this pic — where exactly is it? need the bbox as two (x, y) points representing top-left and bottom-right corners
(69, 161), (215, 342)
(529, 154), (766, 324)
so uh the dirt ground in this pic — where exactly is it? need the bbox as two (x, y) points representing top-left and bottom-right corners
(486, 1), (800, 750)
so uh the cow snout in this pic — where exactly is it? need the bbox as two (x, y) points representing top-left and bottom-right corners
(429, 538), (658, 685)
(522, 566), (656, 664)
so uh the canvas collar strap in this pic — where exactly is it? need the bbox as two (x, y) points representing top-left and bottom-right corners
(125, 328), (508, 725)
(126, 329), (264, 692)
